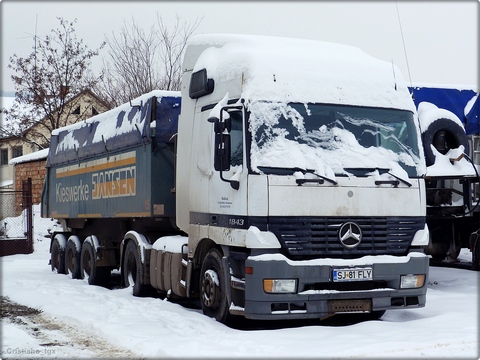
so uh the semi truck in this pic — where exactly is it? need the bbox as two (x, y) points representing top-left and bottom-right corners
(409, 85), (480, 268)
(42, 34), (429, 323)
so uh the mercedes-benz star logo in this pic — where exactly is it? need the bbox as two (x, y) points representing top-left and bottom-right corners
(338, 222), (362, 248)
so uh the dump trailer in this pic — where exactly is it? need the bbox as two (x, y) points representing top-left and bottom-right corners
(410, 85), (480, 268)
(43, 34), (429, 323)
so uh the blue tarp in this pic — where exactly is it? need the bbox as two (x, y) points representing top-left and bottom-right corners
(47, 93), (181, 167)
(409, 86), (479, 135)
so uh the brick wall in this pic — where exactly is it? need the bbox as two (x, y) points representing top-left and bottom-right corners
(14, 159), (46, 215)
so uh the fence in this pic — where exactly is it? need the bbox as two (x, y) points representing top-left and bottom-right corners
(0, 178), (33, 256)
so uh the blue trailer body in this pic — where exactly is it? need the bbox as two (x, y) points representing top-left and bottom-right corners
(409, 85), (479, 135)
(42, 91), (181, 221)
(409, 85), (480, 267)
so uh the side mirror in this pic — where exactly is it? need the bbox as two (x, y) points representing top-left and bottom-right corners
(189, 69), (214, 99)
(208, 106), (242, 191)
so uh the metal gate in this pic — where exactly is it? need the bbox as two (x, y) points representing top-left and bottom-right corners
(0, 178), (33, 256)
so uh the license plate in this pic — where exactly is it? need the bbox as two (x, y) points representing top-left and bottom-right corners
(333, 267), (373, 282)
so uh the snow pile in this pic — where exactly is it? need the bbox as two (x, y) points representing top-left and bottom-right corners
(427, 145), (478, 177)
(1, 249), (478, 358)
(0, 202), (478, 358)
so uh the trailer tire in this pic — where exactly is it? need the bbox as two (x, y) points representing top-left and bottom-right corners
(65, 236), (81, 279)
(471, 231), (480, 271)
(199, 248), (231, 324)
(123, 241), (149, 296)
(51, 234), (66, 274)
(81, 239), (110, 286)
(422, 118), (468, 166)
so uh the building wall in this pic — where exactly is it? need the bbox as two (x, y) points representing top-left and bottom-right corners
(13, 159), (46, 215)
(1, 139), (36, 188)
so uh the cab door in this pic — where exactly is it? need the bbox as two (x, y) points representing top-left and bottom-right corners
(208, 106), (249, 238)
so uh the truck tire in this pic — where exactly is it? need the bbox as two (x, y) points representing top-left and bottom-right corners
(123, 241), (149, 296)
(470, 231), (480, 271)
(65, 236), (81, 279)
(51, 234), (66, 274)
(199, 248), (231, 324)
(81, 239), (110, 286)
(422, 118), (468, 166)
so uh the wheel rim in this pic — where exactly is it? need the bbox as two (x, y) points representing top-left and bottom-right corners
(126, 254), (136, 286)
(202, 269), (220, 309)
(82, 250), (91, 280)
(51, 245), (60, 272)
(66, 249), (73, 274)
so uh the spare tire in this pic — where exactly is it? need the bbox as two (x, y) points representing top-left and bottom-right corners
(422, 118), (469, 166)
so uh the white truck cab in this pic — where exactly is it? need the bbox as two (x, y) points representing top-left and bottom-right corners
(175, 34), (429, 322)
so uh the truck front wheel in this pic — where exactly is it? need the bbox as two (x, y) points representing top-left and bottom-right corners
(200, 248), (231, 324)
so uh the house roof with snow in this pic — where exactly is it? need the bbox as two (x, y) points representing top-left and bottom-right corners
(9, 148), (49, 165)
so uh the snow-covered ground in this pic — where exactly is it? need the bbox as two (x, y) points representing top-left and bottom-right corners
(1, 207), (479, 359)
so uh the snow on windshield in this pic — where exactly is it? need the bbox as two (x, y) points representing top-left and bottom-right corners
(249, 102), (425, 177)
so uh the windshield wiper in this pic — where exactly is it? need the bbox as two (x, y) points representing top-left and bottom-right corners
(257, 166), (338, 185)
(344, 167), (412, 187)
(386, 171), (412, 187)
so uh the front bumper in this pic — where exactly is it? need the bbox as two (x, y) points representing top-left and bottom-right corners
(243, 252), (429, 320)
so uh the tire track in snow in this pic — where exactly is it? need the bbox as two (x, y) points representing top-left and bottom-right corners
(1, 296), (145, 359)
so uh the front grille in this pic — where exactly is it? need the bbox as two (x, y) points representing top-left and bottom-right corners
(267, 216), (424, 258)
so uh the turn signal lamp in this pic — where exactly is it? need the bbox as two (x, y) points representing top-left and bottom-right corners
(263, 279), (297, 294)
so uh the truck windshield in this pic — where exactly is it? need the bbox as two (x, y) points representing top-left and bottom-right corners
(248, 102), (423, 178)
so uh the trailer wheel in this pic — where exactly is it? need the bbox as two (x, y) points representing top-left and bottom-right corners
(81, 239), (109, 286)
(422, 118), (468, 166)
(51, 234), (66, 274)
(123, 241), (148, 296)
(200, 248), (231, 324)
(65, 236), (81, 279)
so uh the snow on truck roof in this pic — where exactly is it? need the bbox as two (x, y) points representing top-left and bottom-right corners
(48, 90), (180, 167)
(187, 34), (416, 111)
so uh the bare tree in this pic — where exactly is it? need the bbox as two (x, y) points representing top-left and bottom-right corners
(98, 14), (201, 107)
(1, 18), (105, 149)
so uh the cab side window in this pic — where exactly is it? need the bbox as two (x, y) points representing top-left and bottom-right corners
(229, 111), (243, 167)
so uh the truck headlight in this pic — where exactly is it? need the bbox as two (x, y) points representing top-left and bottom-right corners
(263, 279), (297, 294)
(400, 274), (425, 289)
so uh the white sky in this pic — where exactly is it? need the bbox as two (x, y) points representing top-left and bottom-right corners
(0, 1), (478, 92)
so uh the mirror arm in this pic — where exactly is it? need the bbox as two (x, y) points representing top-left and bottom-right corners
(220, 170), (240, 190)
